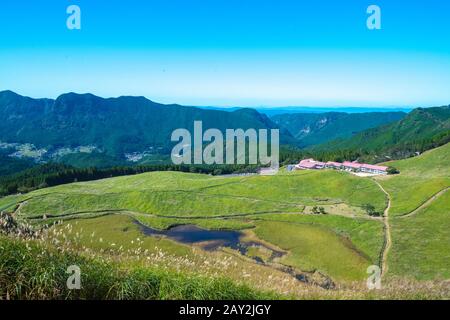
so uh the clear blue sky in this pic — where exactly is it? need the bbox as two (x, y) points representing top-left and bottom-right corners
(0, 0), (449, 107)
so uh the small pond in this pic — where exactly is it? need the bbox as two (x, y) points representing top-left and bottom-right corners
(135, 221), (335, 288)
(136, 222), (284, 263)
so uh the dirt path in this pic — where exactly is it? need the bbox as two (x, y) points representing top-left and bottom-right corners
(399, 187), (450, 219)
(372, 182), (449, 277)
(373, 180), (391, 277)
(12, 201), (27, 217)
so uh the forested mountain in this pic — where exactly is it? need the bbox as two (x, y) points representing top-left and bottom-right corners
(0, 151), (34, 176)
(272, 111), (406, 147)
(311, 105), (450, 161)
(0, 91), (295, 159)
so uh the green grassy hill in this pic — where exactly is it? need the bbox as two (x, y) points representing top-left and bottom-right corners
(0, 168), (387, 283)
(378, 142), (450, 216)
(376, 143), (450, 280)
(389, 192), (450, 280)
(2, 169), (386, 218)
(2, 144), (449, 294)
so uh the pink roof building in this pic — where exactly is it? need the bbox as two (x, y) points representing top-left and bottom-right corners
(361, 164), (388, 173)
(296, 158), (325, 170)
(342, 161), (362, 170)
(293, 158), (388, 175)
(326, 161), (343, 168)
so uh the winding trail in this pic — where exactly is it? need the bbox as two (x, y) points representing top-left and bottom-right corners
(373, 180), (391, 277)
(372, 181), (449, 278)
(23, 203), (381, 222)
(398, 187), (450, 219)
(12, 201), (27, 217)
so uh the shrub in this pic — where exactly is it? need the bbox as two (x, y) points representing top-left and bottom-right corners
(387, 166), (400, 175)
(362, 204), (382, 217)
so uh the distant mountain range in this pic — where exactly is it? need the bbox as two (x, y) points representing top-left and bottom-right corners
(272, 112), (406, 147)
(200, 106), (413, 116)
(0, 90), (448, 169)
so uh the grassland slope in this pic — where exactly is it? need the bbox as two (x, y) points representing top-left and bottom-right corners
(378, 142), (450, 216)
(376, 143), (450, 280)
(1, 170), (386, 219)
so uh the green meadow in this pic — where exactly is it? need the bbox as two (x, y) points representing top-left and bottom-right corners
(42, 214), (317, 295)
(375, 143), (450, 281)
(59, 212), (384, 283)
(253, 220), (372, 281)
(1, 168), (388, 285)
(378, 143), (450, 216)
(251, 213), (384, 267)
(1, 143), (449, 299)
(388, 191), (450, 280)
(4, 169), (386, 219)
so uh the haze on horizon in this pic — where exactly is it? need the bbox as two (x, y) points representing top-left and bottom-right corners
(0, 0), (449, 108)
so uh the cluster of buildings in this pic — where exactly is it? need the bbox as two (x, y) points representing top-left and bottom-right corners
(292, 158), (389, 175)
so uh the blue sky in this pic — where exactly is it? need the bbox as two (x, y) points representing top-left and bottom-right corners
(0, 0), (449, 107)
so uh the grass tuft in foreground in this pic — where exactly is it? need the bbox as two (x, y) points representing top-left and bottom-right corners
(0, 235), (275, 300)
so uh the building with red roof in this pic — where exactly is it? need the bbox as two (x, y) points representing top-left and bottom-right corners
(360, 164), (388, 175)
(295, 158), (325, 170)
(342, 161), (363, 171)
(294, 158), (388, 175)
(325, 161), (343, 169)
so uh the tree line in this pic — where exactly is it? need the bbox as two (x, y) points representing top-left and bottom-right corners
(280, 130), (450, 165)
(0, 163), (259, 196)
